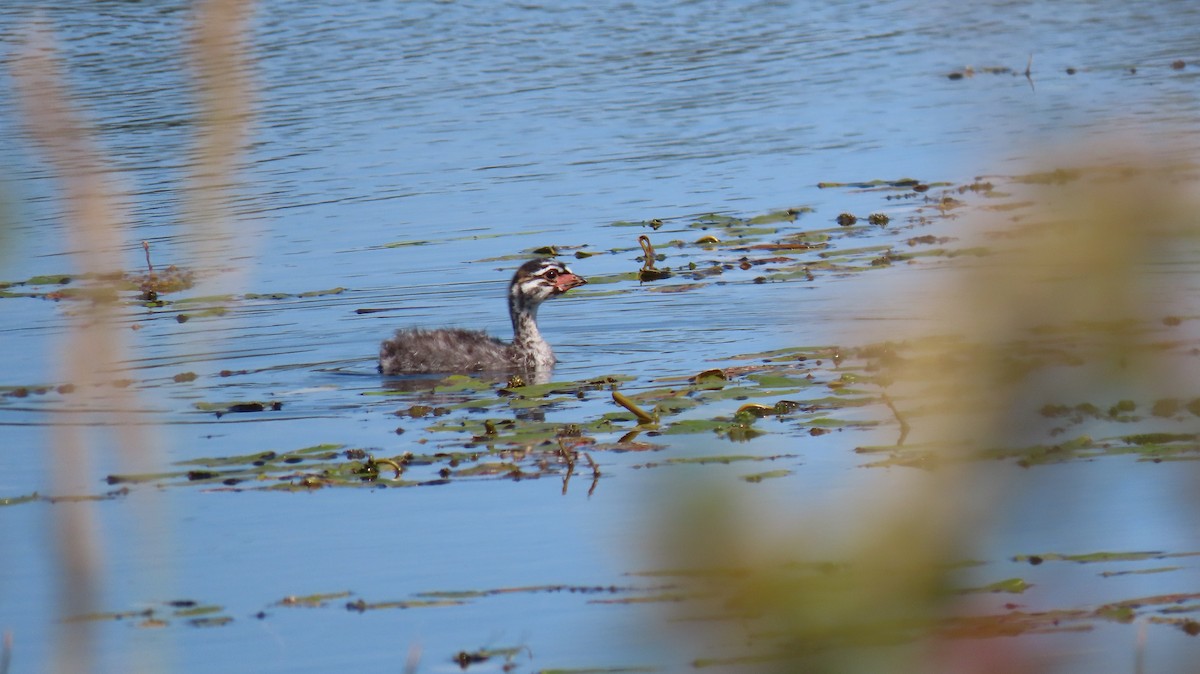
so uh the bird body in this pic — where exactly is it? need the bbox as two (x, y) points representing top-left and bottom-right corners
(379, 259), (586, 378)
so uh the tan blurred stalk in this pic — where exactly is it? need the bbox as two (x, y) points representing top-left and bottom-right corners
(10, 1), (254, 671)
(654, 159), (1196, 673)
(13, 26), (133, 674)
(188, 0), (255, 280)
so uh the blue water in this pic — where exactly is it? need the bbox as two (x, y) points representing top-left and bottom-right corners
(3, 0), (1200, 672)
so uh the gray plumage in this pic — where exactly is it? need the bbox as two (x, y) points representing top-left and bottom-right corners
(379, 259), (586, 376)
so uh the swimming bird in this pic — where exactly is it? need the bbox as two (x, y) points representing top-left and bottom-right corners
(378, 258), (586, 377)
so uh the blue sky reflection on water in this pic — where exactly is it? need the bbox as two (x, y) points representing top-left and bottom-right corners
(2, 0), (1200, 671)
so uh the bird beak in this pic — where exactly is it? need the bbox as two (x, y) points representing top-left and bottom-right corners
(554, 272), (587, 293)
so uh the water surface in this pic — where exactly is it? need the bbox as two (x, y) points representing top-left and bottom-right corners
(3, 1), (1200, 672)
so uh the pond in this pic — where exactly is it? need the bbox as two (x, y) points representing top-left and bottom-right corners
(2, 1), (1200, 672)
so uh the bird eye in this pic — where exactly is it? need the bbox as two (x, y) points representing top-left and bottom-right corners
(544, 269), (558, 281)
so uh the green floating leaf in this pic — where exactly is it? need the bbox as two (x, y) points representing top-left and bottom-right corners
(740, 469), (792, 483)
(65, 608), (154, 623)
(173, 604), (224, 618)
(172, 294), (236, 306)
(298, 287), (346, 298)
(1121, 432), (1198, 446)
(188, 616), (234, 627)
(24, 274), (73, 285)
(434, 374), (495, 392)
(453, 462), (521, 477)
(693, 213), (741, 225)
(659, 454), (793, 466)
(1100, 566), (1182, 578)
(588, 592), (700, 605)
(1013, 550), (1200, 564)
(0, 492), (40, 507)
(345, 598), (466, 611)
(960, 578), (1031, 594)
(381, 240), (431, 248)
(277, 591), (354, 607)
(105, 471), (184, 485)
(746, 373), (815, 389)
(940, 609), (1093, 638)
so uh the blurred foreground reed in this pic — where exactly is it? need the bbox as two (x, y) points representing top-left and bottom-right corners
(8, 2), (253, 671)
(653, 159), (1200, 673)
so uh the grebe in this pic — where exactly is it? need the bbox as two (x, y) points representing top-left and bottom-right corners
(379, 258), (586, 377)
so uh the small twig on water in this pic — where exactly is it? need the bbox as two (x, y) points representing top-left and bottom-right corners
(142, 240), (154, 275)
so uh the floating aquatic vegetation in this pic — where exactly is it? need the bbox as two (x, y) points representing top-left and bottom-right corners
(64, 599), (234, 629)
(277, 591), (353, 608)
(956, 577), (1031, 594)
(739, 469), (792, 483)
(636, 235), (671, 282)
(856, 430), (1200, 468)
(0, 488), (130, 506)
(1013, 550), (1200, 565)
(0, 492), (40, 507)
(126, 242), (196, 300)
(244, 287), (345, 300)
(449, 645), (530, 670)
(346, 598), (467, 611)
(11, 148), (1200, 674)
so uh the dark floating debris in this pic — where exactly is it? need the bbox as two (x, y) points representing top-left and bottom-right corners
(193, 400), (284, 417)
(227, 403), (268, 413)
(836, 213), (857, 227)
(1172, 60), (1186, 70)
(945, 66), (1012, 80)
(817, 178), (921, 190)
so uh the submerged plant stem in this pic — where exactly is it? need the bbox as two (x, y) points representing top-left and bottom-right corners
(613, 390), (656, 425)
(881, 392), (911, 446)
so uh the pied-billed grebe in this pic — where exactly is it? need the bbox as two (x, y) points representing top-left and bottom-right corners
(379, 258), (587, 377)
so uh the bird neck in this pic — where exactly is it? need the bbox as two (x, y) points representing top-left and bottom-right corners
(509, 290), (552, 367)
